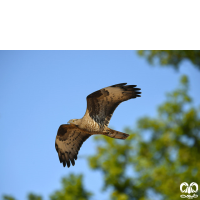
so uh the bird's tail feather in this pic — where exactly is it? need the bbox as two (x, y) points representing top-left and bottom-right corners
(100, 128), (129, 140)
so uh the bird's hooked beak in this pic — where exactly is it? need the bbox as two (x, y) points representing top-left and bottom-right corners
(68, 119), (74, 124)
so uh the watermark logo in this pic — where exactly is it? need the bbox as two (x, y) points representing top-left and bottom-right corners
(180, 182), (198, 199)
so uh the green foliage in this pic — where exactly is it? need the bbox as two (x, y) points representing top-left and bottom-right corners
(2, 196), (16, 200)
(2, 193), (43, 200)
(89, 132), (145, 200)
(89, 75), (200, 200)
(50, 174), (93, 200)
(2, 175), (92, 200)
(27, 193), (43, 200)
(137, 50), (200, 70)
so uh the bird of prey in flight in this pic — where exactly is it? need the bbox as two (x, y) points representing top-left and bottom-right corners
(55, 83), (141, 167)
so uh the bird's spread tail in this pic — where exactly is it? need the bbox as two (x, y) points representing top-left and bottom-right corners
(101, 128), (129, 140)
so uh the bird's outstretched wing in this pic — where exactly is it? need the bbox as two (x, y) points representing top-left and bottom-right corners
(55, 124), (91, 167)
(86, 83), (141, 129)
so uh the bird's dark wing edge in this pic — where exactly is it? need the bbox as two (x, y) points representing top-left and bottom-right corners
(86, 83), (141, 128)
(55, 124), (91, 167)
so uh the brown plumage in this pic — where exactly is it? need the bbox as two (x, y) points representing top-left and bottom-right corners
(55, 83), (141, 167)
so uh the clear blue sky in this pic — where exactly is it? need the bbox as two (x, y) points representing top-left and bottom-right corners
(0, 51), (200, 200)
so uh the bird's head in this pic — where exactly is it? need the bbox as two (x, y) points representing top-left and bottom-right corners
(68, 119), (79, 125)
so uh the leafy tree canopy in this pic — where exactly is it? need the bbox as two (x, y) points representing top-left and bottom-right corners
(2, 196), (16, 200)
(2, 194), (42, 200)
(138, 50), (200, 70)
(27, 194), (42, 200)
(2, 174), (92, 200)
(50, 174), (93, 200)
